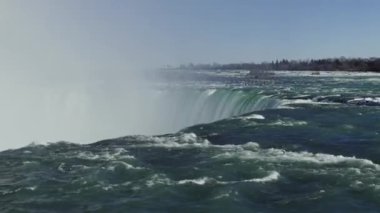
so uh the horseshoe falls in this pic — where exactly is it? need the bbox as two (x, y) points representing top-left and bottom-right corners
(151, 89), (281, 131)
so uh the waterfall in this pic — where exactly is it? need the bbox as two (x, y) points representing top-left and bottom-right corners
(153, 88), (281, 131)
(0, 85), (281, 149)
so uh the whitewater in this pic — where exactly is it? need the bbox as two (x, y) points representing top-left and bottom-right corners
(1, 71), (380, 212)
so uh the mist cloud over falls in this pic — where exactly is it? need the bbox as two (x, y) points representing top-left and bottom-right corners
(0, 1), (161, 149)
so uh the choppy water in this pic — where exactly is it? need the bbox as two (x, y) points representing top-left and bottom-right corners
(1, 73), (380, 212)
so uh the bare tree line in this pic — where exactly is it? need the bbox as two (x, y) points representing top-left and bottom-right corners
(174, 57), (380, 72)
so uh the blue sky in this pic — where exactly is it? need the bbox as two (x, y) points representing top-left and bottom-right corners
(1, 0), (380, 70)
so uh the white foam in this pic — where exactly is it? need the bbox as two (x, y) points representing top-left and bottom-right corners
(22, 161), (37, 165)
(280, 98), (341, 107)
(71, 164), (91, 170)
(76, 148), (135, 161)
(212, 191), (233, 200)
(107, 161), (143, 171)
(146, 174), (173, 187)
(205, 89), (217, 96)
(348, 97), (380, 104)
(145, 168), (280, 187)
(181, 133), (199, 142)
(242, 142), (261, 150)
(131, 133), (211, 148)
(241, 114), (265, 120)
(281, 99), (318, 105)
(128, 133), (380, 171)
(76, 152), (102, 160)
(58, 163), (65, 173)
(269, 120), (308, 126)
(25, 186), (37, 191)
(215, 147), (379, 169)
(365, 78), (380, 82)
(177, 172), (280, 186)
(178, 177), (213, 185)
(243, 171), (280, 183)
(370, 184), (380, 191)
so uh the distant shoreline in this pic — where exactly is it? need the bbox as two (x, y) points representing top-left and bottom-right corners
(270, 70), (380, 77)
(170, 57), (380, 73)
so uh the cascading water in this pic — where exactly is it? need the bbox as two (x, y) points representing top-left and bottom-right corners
(153, 88), (281, 132)
(0, 83), (281, 150)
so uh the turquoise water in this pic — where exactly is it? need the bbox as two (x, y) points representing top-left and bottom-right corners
(1, 74), (380, 212)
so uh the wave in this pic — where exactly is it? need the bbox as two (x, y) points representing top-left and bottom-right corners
(145, 171), (280, 187)
(347, 97), (380, 106)
(117, 133), (379, 170)
(281, 95), (380, 107)
(3, 131), (380, 210)
(239, 114), (266, 120)
(135, 133), (379, 173)
(177, 171), (280, 185)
